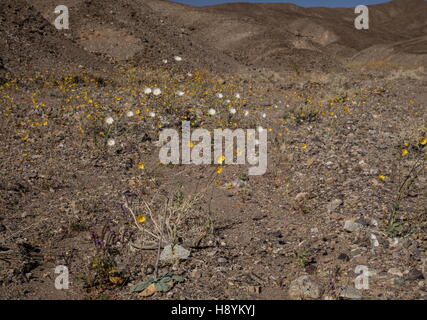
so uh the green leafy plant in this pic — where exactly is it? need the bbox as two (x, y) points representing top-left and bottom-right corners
(130, 273), (185, 294)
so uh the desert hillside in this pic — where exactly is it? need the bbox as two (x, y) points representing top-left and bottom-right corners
(0, 0), (426, 300)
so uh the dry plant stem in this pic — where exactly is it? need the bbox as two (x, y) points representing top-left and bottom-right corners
(123, 196), (160, 241)
(154, 233), (162, 280)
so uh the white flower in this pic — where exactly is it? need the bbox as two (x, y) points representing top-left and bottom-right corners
(187, 73), (192, 77)
(257, 126), (264, 133)
(105, 116), (114, 125)
(152, 88), (162, 96)
(208, 108), (216, 116)
(126, 111), (134, 117)
(216, 93), (223, 99)
(144, 87), (152, 95)
(229, 108), (236, 114)
(174, 56), (182, 62)
(162, 59), (168, 64)
(225, 99), (231, 104)
(261, 113), (266, 118)
(235, 93), (241, 99)
(244, 110), (249, 116)
(149, 111), (156, 117)
(176, 90), (185, 96)
(107, 138), (115, 147)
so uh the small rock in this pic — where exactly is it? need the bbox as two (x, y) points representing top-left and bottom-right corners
(344, 220), (364, 232)
(217, 257), (228, 264)
(270, 231), (283, 238)
(370, 234), (380, 247)
(190, 269), (202, 280)
(247, 285), (261, 294)
(388, 268), (403, 277)
(232, 179), (248, 188)
(354, 218), (369, 226)
(338, 253), (350, 262)
(288, 276), (322, 299)
(160, 244), (190, 262)
(339, 285), (362, 300)
(295, 192), (309, 202)
(404, 269), (424, 281)
(327, 198), (343, 213)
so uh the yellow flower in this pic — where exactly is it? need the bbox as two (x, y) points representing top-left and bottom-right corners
(109, 276), (123, 285)
(137, 215), (146, 223)
(403, 141), (410, 147)
(217, 155), (226, 164)
(215, 167), (223, 174)
(301, 144), (308, 149)
(188, 141), (195, 148)
(420, 137), (427, 145)
(401, 149), (408, 156)
(138, 162), (145, 169)
(378, 175), (386, 181)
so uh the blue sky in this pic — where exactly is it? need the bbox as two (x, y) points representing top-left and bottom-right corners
(170, 0), (391, 7)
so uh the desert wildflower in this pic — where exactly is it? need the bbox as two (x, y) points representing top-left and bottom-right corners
(149, 111), (156, 118)
(420, 137), (427, 145)
(188, 141), (195, 148)
(105, 116), (114, 125)
(153, 88), (162, 96)
(109, 276), (123, 285)
(176, 90), (185, 96)
(378, 175), (386, 181)
(401, 149), (408, 156)
(162, 59), (168, 64)
(257, 126), (264, 133)
(174, 56), (182, 62)
(126, 111), (134, 117)
(144, 87), (152, 95)
(301, 143), (308, 149)
(229, 108), (237, 114)
(216, 93), (223, 99)
(217, 155), (226, 164)
(107, 138), (115, 147)
(138, 162), (145, 169)
(235, 93), (241, 99)
(215, 167), (223, 174)
(208, 108), (216, 116)
(244, 110), (249, 116)
(136, 215), (146, 223)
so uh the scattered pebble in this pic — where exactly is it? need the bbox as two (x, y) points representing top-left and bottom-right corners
(288, 276), (322, 299)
